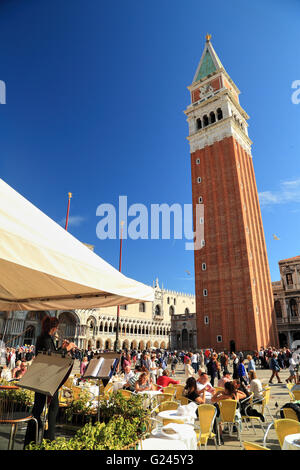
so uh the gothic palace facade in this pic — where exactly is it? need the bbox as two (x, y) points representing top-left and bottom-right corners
(0, 279), (197, 351)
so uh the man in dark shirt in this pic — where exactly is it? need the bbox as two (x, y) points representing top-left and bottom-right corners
(24, 316), (61, 448)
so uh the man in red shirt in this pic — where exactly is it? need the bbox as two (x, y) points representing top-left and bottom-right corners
(156, 370), (180, 389)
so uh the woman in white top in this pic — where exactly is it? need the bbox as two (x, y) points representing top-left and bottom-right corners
(184, 358), (195, 379)
(149, 355), (158, 384)
(249, 370), (263, 402)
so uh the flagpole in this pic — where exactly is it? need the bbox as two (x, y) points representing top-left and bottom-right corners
(114, 221), (124, 352)
(64, 192), (72, 231)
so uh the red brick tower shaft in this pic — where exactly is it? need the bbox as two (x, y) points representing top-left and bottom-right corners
(185, 35), (278, 352)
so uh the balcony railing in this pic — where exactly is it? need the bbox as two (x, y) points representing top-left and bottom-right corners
(276, 316), (300, 325)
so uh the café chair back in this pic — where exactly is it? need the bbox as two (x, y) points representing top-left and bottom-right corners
(243, 441), (270, 450)
(180, 396), (190, 405)
(293, 390), (300, 401)
(263, 418), (300, 448)
(196, 404), (218, 449)
(156, 393), (174, 405)
(157, 401), (179, 412)
(218, 399), (242, 447)
(0, 385), (38, 450)
(282, 407), (298, 421)
(163, 387), (176, 398)
(174, 384), (185, 400)
(63, 377), (74, 390)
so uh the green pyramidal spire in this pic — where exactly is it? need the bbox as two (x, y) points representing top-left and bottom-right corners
(195, 49), (217, 81)
(193, 34), (224, 83)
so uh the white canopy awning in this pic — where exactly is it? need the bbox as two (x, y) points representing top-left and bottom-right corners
(0, 179), (154, 311)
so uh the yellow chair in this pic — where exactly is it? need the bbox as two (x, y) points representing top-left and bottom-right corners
(103, 383), (114, 397)
(174, 384), (185, 401)
(71, 386), (83, 400)
(287, 387), (296, 402)
(119, 389), (134, 399)
(58, 388), (73, 407)
(151, 401), (179, 414)
(218, 399), (242, 447)
(63, 377), (74, 390)
(275, 419), (300, 448)
(282, 407), (298, 421)
(243, 441), (270, 450)
(156, 401), (179, 412)
(286, 382), (294, 390)
(214, 387), (224, 393)
(152, 384), (162, 391)
(293, 390), (300, 401)
(254, 386), (273, 422)
(162, 387), (176, 398)
(263, 418), (300, 449)
(156, 393), (174, 404)
(196, 404), (218, 449)
(180, 396), (190, 405)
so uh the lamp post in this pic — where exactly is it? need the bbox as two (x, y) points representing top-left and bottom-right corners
(114, 221), (124, 352)
(64, 192), (72, 231)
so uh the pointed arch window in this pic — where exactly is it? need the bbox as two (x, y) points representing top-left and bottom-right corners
(217, 108), (223, 120)
(203, 115), (209, 127)
(196, 118), (202, 130)
(210, 111), (216, 124)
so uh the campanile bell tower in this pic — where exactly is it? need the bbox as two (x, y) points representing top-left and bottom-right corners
(185, 35), (278, 352)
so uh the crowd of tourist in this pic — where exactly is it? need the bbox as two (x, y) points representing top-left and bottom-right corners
(0, 345), (35, 381)
(2, 343), (300, 390)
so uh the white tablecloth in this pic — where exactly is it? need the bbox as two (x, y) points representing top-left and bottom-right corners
(138, 390), (163, 397)
(282, 433), (300, 450)
(158, 409), (195, 425)
(158, 402), (198, 425)
(138, 438), (188, 450)
(151, 423), (197, 450)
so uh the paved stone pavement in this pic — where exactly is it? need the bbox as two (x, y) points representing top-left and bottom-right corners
(0, 360), (296, 451)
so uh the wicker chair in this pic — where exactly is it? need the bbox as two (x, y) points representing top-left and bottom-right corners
(243, 441), (270, 450)
(263, 418), (300, 448)
(0, 385), (38, 450)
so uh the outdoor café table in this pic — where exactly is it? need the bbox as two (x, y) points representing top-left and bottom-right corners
(282, 433), (300, 450)
(157, 409), (195, 425)
(151, 423), (197, 450)
(138, 438), (188, 450)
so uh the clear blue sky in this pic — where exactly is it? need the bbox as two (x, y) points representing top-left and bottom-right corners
(1, 0), (299, 293)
